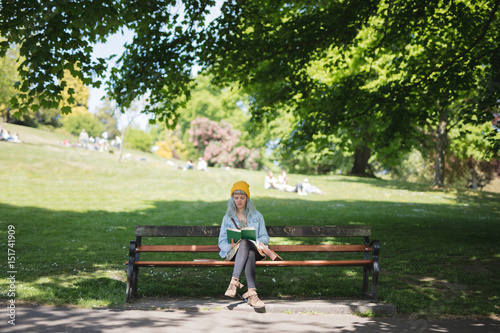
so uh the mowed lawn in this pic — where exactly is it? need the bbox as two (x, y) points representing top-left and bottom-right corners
(0, 123), (499, 319)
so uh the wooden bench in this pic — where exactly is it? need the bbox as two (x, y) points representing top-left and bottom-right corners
(126, 225), (380, 302)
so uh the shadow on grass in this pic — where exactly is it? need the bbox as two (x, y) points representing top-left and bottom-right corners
(0, 196), (498, 315)
(327, 175), (431, 191)
(328, 175), (500, 204)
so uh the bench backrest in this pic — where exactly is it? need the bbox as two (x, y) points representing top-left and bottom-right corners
(135, 225), (371, 238)
(132, 225), (376, 253)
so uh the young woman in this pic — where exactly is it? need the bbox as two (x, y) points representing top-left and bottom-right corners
(218, 181), (269, 309)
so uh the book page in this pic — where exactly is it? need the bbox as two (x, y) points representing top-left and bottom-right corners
(241, 227), (256, 241)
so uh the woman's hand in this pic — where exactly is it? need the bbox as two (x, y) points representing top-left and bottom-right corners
(230, 238), (241, 249)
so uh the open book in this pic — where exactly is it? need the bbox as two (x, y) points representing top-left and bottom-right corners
(226, 227), (283, 261)
(260, 244), (283, 261)
(227, 227), (256, 243)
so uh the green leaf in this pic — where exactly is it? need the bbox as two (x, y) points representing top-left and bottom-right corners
(61, 106), (72, 114)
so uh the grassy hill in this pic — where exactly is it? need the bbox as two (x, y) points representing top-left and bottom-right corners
(0, 123), (499, 319)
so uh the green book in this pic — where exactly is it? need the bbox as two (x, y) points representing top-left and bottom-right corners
(227, 227), (256, 243)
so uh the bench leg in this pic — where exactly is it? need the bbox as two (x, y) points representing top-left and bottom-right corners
(126, 261), (138, 302)
(132, 266), (139, 299)
(362, 265), (370, 296)
(370, 239), (380, 302)
(371, 259), (379, 303)
(126, 262), (133, 302)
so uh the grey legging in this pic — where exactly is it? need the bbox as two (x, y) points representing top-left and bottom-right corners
(232, 239), (264, 289)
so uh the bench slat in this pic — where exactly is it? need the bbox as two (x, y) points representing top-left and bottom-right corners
(138, 245), (220, 252)
(270, 245), (371, 252)
(268, 226), (371, 237)
(136, 225), (220, 237)
(131, 260), (374, 267)
(137, 244), (372, 253)
(135, 225), (372, 237)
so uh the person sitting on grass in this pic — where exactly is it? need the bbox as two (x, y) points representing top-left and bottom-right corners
(197, 157), (208, 172)
(184, 159), (194, 170)
(264, 171), (279, 189)
(2, 129), (11, 141)
(9, 132), (21, 143)
(278, 170), (302, 193)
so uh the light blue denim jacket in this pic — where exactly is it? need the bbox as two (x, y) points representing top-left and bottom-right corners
(218, 211), (270, 258)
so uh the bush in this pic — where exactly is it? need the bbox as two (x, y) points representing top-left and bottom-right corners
(189, 117), (260, 169)
(62, 112), (104, 137)
(124, 128), (154, 152)
(154, 129), (187, 160)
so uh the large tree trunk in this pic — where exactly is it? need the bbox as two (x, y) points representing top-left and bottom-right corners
(350, 143), (373, 177)
(468, 157), (479, 190)
(433, 113), (448, 188)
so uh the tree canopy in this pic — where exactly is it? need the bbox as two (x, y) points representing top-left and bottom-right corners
(203, 1), (500, 151)
(1, 0), (499, 161)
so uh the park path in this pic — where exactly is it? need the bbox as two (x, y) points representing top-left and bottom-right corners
(1, 300), (499, 333)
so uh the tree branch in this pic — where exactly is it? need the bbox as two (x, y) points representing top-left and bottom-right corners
(409, 0), (500, 90)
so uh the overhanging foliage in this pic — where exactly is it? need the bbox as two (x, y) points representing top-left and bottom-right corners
(1, 0), (499, 153)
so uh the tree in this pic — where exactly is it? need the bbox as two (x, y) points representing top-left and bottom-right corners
(59, 64), (90, 114)
(201, 1), (500, 181)
(259, 109), (354, 174)
(2, 1), (499, 183)
(124, 128), (154, 152)
(176, 74), (249, 134)
(189, 117), (239, 154)
(94, 99), (121, 140)
(62, 112), (104, 137)
(0, 43), (20, 122)
(152, 126), (187, 160)
(189, 117), (260, 169)
(448, 121), (500, 189)
(116, 97), (149, 162)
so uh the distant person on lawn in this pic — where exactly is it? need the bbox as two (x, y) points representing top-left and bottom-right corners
(278, 170), (300, 192)
(9, 132), (21, 143)
(184, 159), (194, 170)
(264, 171), (279, 189)
(218, 181), (269, 309)
(266, 170), (306, 194)
(278, 170), (288, 187)
(1, 129), (11, 141)
(79, 129), (89, 148)
(197, 157), (208, 171)
(301, 178), (324, 195)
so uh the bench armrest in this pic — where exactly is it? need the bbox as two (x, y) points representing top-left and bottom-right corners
(363, 237), (380, 255)
(371, 240), (380, 257)
(129, 240), (137, 258)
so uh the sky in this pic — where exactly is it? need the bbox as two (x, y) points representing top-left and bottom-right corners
(87, 1), (223, 131)
(88, 29), (156, 131)
(87, 29), (134, 115)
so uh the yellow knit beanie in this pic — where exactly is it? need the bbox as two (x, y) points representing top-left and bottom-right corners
(231, 181), (250, 198)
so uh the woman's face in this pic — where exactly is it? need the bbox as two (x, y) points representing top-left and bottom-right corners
(233, 194), (247, 210)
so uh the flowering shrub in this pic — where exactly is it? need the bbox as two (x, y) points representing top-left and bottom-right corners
(189, 117), (260, 170)
(154, 129), (187, 159)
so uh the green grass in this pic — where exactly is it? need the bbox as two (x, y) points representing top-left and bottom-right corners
(0, 123), (499, 319)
